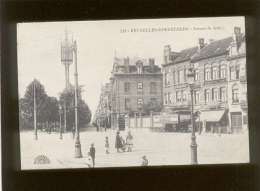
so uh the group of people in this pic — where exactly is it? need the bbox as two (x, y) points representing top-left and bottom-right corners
(115, 131), (134, 153)
(85, 130), (149, 168)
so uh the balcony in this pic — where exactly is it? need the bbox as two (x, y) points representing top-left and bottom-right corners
(201, 101), (228, 110)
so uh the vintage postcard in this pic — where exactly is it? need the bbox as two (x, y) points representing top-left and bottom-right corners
(17, 16), (249, 170)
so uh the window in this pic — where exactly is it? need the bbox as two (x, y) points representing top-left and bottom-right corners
(137, 98), (143, 107)
(165, 73), (170, 86)
(172, 71), (176, 84)
(195, 70), (199, 81)
(212, 67), (219, 80)
(137, 63), (143, 74)
(164, 93), (168, 105)
(150, 82), (156, 94)
(220, 87), (226, 102)
(137, 82), (143, 93)
(230, 65), (240, 80)
(176, 91), (182, 103)
(125, 98), (131, 110)
(205, 68), (211, 81)
(232, 84), (239, 103)
(194, 91), (200, 104)
(179, 70), (184, 83)
(124, 82), (130, 93)
(212, 88), (218, 102)
(220, 65), (226, 79)
(184, 69), (187, 82)
(168, 92), (171, 104)
(182, 91), (186, 102)
(205, 89), (210, 103)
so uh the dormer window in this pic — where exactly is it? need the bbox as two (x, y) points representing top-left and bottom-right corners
(136, 61), (143, 74)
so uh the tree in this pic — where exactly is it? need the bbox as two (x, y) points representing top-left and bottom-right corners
(59, 85), (92, 130)
(19, 79), (49, 130)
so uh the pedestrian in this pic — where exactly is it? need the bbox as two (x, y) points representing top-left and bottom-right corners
(126, 131), (133, 152)
(89, 143), (96, 167)
(86, 152), (93, 168)
(72, 125), (75, 139)
(141, 155), (148, 166)
(105, 136), (110, 154)
(115, 131), (123, 152)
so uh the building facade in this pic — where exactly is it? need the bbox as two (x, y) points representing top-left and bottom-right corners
(110, 56), (163, 129)
(162, 27), (247, 133)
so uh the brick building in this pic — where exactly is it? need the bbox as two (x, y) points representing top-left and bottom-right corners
(110, 56), (163, 129)
(162, 27), (247, 133)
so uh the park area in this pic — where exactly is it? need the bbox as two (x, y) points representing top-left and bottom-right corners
(20, 128), (250, 169)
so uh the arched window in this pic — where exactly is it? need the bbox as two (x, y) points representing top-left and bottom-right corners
(205, 64), (211, 81)
(232, 84), (239, 103)
(212, 67), (219, 80)
(205, 89), (211, 103)
(220, 64), (226, 79)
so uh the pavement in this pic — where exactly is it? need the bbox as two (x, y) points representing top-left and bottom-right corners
(19, 128), (250, 170)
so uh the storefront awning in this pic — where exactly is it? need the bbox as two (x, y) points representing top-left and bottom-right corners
(197, 110), (225, 122)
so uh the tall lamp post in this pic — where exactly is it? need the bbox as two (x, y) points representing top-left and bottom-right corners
(59, 104), (63, 140)
(73, 40), (83, 158)
(187, 67), (198, 164)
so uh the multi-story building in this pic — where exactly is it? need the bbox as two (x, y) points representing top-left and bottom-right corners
(162, 27), (247, 133)
(110, 56), (163, 128)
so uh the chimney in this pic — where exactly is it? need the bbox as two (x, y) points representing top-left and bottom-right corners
(198, 38), (205, 49)
(164, 45), (171, 65)
(234, 26), (242, 50)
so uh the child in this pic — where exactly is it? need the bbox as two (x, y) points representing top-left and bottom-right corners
(105, 136), (110, 154)
(141, 155), (148, 166)
(89, 143), (96, 167)
(86, 152), (93, 168)
(126, 131), (133, 152)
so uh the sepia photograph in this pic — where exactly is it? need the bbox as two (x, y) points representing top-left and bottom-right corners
(17, 16), (249, 170)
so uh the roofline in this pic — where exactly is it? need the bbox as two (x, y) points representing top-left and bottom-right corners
(191, 51), (229, 63)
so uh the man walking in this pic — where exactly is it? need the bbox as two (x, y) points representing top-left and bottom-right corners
(89, 143), (96, 167)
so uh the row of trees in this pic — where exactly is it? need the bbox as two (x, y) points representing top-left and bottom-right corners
(19, 79), (92, 131)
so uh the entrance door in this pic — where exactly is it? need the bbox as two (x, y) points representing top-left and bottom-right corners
(231, 112), (242, 132)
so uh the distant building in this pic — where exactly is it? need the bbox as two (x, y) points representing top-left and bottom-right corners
(110, 56), (163, 129)
(162, 27), (247, 133)
(94, 83), (112, 129)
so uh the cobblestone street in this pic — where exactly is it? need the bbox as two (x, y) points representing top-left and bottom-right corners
(20, 128), (249, 169)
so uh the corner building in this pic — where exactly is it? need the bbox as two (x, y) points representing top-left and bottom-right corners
(110, 56), (163, 129)
(162, 27), (247, 133)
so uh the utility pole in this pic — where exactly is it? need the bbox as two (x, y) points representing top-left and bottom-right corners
(33, 80), (38, 140)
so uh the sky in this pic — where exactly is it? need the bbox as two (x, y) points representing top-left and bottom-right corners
(17, 16), (245, 117)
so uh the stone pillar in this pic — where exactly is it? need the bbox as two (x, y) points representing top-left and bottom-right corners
(228, 112), (232, 134)
(140, 112), (143, 128)
(128, 113), (130, 129)
(135, 112), (138, 128)
(150, 111), (154, 128)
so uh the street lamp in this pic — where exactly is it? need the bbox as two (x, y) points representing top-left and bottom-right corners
(59, 104), (63, 140)
(73, 40), (83, 158)
(187, 67), (198, 164)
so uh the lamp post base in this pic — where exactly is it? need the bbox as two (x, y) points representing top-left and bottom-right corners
(74, 139), (82, 158)
(190, 135), (198, 164)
